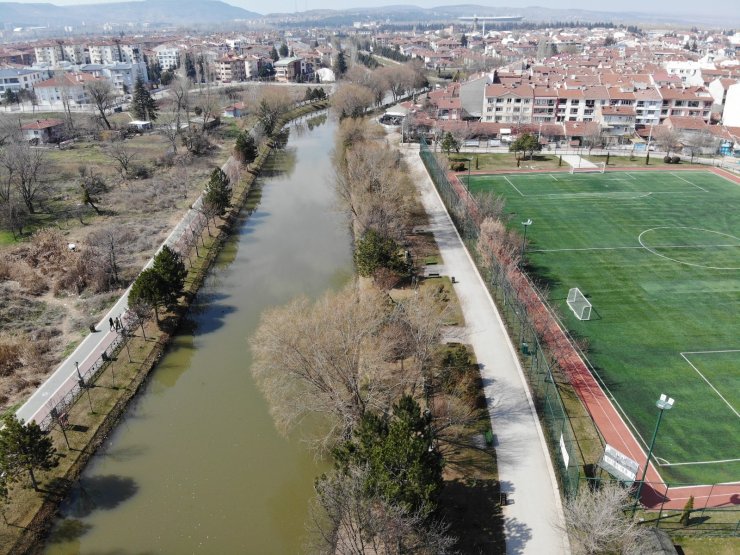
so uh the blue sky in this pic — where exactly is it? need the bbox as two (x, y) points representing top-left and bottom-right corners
(2, 0), (727, 16)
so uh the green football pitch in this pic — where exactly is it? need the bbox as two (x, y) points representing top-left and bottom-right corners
(465, 169), (740, 485)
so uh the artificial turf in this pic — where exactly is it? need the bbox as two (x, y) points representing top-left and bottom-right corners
(465, 170), (740, 485)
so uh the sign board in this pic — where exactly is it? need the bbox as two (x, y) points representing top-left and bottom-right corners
(599, 444), (639, 484)
(559, 434), (569, 468)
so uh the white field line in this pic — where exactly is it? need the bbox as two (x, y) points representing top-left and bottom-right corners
(680, 352), (740, 419)
(530, 243), (740, 253)
(658, 457), (740, 467)
(550, 174), (558, 181)
(503, 175), (525, 197)
(671, 172), (708, 192)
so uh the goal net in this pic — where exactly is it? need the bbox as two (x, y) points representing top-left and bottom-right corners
(567, 288), (592, 320)
(569, 162), (606, 174)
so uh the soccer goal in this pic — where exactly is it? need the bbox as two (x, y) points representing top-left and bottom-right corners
(567, 288), (592, 320)
(569, 162), (606, 175)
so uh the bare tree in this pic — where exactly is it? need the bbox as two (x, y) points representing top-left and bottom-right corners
(377, 65), (416, 102)
(250, 285), (394, 449)
(561, 481), (648, 555)
(87, 227), (125, 287)
(106, 141), (138, 178)
(78, 166), (107, 214)
(0, 141), (47, 213)
(653, 126), (682, 156)
(331, 83), (375, 119)
(169, 74), (191, 136)
(86, 79), (115, 130)
(127, 298), (152, 339)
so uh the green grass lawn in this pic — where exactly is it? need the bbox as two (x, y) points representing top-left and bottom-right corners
(450, 153), (563, 172)
(465, 169), (740, 485)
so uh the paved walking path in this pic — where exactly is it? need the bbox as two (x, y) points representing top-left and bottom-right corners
(400, 144), (570, 555)
(559, 154), (597, 169)
(16, 179), (209, 428)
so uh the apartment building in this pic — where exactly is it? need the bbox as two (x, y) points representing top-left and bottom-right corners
(153, 44), (181, 70)
(88, 41), (144, 65)
(33, 72), (101, 105)
(0, 68), (48, 95)
(34, 41), (86, 66)
(658, 86), (713, 123)
(216, 55), (247, 82)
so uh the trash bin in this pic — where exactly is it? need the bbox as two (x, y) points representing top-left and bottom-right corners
(521, 342), (530, 355)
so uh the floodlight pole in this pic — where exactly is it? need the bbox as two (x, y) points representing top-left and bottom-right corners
(520, 219), (532, 266)
(631, 394), (674, 517)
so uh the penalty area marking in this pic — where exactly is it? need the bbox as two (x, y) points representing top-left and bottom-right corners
(680, 350), (740, 419)
(671, 172), (708, 192)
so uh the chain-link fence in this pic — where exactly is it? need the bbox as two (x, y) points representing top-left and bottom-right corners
(420, 137), (584, 498)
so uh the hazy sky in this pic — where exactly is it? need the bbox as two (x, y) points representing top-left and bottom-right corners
(2, 0), (728, 16)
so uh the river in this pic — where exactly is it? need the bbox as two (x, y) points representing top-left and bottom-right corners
(45, 115), (352, 554)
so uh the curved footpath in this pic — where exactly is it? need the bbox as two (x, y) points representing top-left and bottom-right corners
(399, 143), (570, 555)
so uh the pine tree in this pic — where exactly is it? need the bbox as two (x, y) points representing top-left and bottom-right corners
(151, 245), (187, 307)
(235, 132), (257, 165)
(279, 43), (289, 58)
(270, 46), (279, 62)
(129, 268), (166, 320)
(203, 168), (232, 220)
(333, 50), (347, 77)
(0, 415), (59, 491)
(132, 77), (158, 122)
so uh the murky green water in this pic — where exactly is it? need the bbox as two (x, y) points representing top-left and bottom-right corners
(45, 117), (352, 554)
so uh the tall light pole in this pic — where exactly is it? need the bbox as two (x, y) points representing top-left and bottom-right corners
(632, 393), (674, 516)
(520, 219), (532, 266)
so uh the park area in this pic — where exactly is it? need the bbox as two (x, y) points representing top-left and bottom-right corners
(464, 168), (740, 486)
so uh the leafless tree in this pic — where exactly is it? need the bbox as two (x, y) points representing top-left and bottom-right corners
(87, 227), (125, 287)
(654, 126), (682, 155)
(106, 141), (138, 178)
(377, 64), (416, 102)
(169, 74), (191, 136)
(560, 481), (648, 555)
(59, 85), (75, 134)
(86, 79), (115, 130)
(311, 466), (456, 555)
(127, 298), (152, 339)
(250, 285), (395, 450)
(78, 166), (107, 214)
(0, 141), (47, 213)
(331, 83), (375, 119)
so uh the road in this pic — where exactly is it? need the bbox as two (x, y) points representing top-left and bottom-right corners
(400, 143), (570, 554)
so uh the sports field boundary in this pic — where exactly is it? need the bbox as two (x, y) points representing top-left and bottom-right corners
(422, 144), (739, 511)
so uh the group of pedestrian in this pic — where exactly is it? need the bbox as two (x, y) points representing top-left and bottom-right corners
(109, 316), (123, 332)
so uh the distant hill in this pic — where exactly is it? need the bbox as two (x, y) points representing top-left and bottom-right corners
(0, 0), (262, 28)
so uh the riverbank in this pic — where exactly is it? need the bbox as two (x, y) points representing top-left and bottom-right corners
(0, 99), (329, 555)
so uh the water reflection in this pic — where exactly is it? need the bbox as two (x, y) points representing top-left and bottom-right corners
(45, 117), (351, 554)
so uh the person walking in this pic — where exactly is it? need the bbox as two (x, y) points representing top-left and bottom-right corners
(109, 317), (115, 331)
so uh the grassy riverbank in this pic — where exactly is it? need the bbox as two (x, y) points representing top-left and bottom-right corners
(0, 100), (329, 555)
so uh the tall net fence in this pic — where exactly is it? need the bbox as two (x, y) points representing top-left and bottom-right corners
(419, 137), (583, 498)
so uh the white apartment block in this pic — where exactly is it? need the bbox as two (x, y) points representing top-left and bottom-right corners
(154, 44), (181, 70)
(0, 68), (49, 94)
(722, 82), (740, 126)
(34, 42), (86, 66)
(88, 42), (144, 65)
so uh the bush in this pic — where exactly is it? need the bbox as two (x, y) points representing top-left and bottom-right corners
(129, 164), (152, 179)
(450, 162), (466, 171)
(663, 156), (672, 163)
(671, 156), (681, 164)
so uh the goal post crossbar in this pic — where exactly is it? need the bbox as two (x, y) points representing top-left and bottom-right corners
(569, 162), (606, 174)
(567, 287), (592, 320)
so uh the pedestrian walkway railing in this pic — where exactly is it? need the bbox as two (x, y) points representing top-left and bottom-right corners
(420, 137), (584, 498)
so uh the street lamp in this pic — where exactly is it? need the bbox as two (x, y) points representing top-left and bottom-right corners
(520, 219), (532, 266)
(632, 393), (675, 516)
